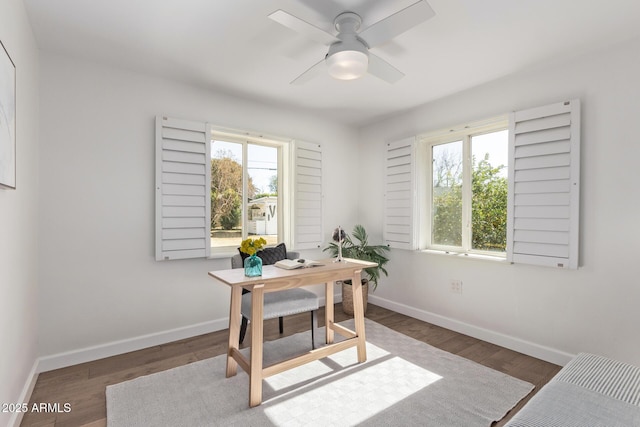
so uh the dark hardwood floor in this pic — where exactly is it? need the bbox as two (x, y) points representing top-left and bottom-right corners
(20, 304), (561, 426)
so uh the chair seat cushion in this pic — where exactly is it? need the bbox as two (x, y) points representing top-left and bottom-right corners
(241, 288), (319, 320)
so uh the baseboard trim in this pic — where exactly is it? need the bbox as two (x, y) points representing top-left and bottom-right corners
(34, 292), (570, 373)
(9, 359), (39, 427)
(37, 294), (341, 373)
(368, 294), (575, 366)
(37, 317), (229, 373)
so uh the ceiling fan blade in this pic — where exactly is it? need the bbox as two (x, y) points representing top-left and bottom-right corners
(358, 0), (435, 48)
(367, 53), (405, 83)
(269, 10), (338, 46)
(291, 58), (326, 85)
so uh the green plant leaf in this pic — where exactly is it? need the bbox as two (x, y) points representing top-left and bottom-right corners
(322, 224), (390, 291)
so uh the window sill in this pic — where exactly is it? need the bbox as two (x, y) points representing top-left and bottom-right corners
(208, 249), (237, 259)
(420, 249), (507, 263)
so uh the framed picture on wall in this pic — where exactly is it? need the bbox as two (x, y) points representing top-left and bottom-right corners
(0, 39), (16, 189)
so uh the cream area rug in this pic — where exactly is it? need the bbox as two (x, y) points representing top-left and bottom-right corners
(106, 319), (534, 426)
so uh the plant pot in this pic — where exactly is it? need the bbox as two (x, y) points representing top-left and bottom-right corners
(341, 280), (368, 316)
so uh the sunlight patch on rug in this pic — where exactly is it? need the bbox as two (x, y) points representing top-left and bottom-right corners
(264, 351), (442, 426)
(263, 341), (391, 392)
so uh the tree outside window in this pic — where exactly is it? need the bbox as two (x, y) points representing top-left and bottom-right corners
(429, 128), (508, 254)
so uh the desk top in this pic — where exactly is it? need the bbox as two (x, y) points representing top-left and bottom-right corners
(209, 258), (377, 290)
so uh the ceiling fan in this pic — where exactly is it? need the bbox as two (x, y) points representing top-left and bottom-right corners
(268, 0), (435, 84)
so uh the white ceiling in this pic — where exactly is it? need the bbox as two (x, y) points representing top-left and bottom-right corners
(24, 0), (640, 127)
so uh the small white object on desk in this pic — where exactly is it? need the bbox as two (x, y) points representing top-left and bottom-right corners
(274, 258), (323, 270)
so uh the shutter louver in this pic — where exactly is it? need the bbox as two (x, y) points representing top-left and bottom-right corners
(293, 141), (323, 249)
(384, 137), (417, 250)
(155, 116), (211, 260)
(507, 100), (580, 269)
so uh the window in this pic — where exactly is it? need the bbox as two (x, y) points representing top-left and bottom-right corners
(385, 99), (580, 269)
(156, 116), (323, 260)
(421, 119), (509, 255)
(210, 135), (283, 253)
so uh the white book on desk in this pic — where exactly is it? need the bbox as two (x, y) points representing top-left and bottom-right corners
(275, 259), (323, 270)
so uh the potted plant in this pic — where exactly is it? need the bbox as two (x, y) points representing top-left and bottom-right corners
(323, 225), (390, 315)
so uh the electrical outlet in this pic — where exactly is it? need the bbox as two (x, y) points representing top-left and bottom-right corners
(450, 280), (463, 294)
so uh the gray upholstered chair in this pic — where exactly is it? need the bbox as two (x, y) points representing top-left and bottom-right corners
(231, 246), (319, 348)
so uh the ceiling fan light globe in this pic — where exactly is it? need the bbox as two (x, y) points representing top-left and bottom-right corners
(326, 50), (368, 80)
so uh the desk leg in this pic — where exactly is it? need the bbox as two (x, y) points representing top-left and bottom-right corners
(226, 286), (242, 377)
(249, 284), (265, 407)
(325, 281), (334, 344)
(352, 270), (367, 363)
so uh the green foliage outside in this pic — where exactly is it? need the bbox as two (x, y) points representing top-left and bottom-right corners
(432, 185), (463, 246)
(471, 155), (508, 251)
(218, 190), (241, 230)
(210, 150), (255, 230)
(268, 175), (278, 193)
(433, 154), (507, 252)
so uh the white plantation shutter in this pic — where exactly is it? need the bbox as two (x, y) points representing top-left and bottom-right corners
(507, 99), (580, 269)
(384, 137), (417, 250)
(293, 141), (323, 249)
(155, 116), (211, 260)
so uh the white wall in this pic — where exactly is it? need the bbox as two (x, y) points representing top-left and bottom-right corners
(359, 36), (640, 366)
(30, 12), (640, 376)
(37, 52), (360, 361)
(0, 0), (40, 425)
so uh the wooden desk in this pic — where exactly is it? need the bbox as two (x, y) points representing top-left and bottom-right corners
(208, 258), (377, 407)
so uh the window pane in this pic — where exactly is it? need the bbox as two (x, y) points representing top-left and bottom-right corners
(247, 144), (279, 246)
(211, 141), (243, 249)
(471, 130), (508, 252)
(432, 141), (463, 247)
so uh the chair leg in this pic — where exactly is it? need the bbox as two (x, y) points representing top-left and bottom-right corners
(239, 316), (248, 344)
(311, 310), (318, 349)
(279, 316), (284, 334)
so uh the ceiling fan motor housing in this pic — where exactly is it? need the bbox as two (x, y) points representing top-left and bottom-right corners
(326, 12), (369, 80)
(334, 12), (362, 33)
